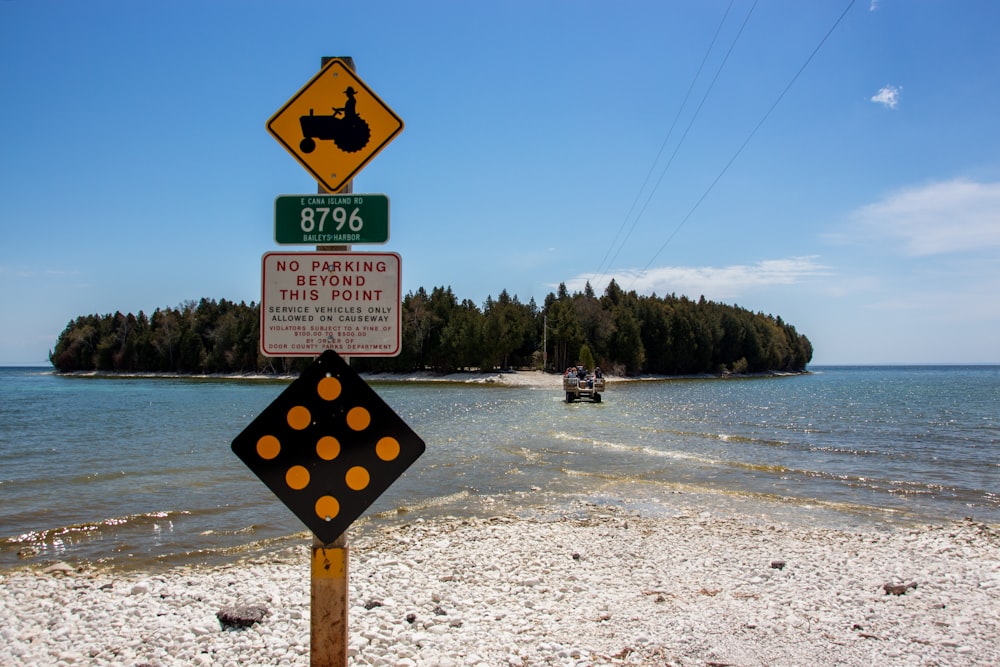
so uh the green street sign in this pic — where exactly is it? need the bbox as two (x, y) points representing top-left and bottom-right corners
(275, 194), (389, 245)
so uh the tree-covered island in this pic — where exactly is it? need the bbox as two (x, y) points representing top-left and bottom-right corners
(49, 280), (812, 376)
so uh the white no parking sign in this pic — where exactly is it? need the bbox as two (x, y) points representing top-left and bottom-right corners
(261, 251), (401, 357)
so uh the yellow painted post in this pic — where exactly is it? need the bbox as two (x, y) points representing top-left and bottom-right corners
(311, 532), (348, 666)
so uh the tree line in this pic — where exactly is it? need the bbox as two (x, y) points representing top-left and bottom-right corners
(49, 280), (812, 376)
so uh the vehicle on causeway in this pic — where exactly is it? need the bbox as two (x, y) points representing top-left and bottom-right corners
(563, 365), (604, 403)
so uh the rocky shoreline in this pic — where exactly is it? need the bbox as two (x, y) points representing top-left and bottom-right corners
(3, 500), (997, 666)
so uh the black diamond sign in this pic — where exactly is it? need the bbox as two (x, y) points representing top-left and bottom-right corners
(232, 350), (425, 544)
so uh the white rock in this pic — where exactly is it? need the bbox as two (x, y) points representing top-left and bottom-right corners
(190, 616), (220, 636)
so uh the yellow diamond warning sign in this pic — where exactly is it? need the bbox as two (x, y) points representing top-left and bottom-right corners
(231, 350), (425, 544)
(267, 59), (404, 193)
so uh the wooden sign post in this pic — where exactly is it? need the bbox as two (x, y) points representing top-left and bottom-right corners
(311, 532), (348, 666)
(251, 54), (410, 667)
(312, 55), (352, 667)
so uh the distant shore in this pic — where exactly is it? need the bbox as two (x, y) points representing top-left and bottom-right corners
(52, 368), (807, 388)
(2, 498), (997, 666)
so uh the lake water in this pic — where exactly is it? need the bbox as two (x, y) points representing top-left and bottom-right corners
(1, 365), (997, 572)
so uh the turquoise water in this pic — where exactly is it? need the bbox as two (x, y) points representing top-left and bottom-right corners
(1, 366), (997, 571)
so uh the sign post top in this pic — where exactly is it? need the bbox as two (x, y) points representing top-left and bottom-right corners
(267, 58), (403, 193)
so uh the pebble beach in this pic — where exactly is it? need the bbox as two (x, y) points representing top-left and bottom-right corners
(3, 499), (998, 667)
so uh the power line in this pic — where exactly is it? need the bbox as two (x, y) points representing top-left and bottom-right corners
(601, 0), (759, 280)
(628, 0), (859, 289)
(592, 0), (739, 283)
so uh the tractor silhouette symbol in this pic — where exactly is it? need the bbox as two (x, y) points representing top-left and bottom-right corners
(299, 86), (371, 154)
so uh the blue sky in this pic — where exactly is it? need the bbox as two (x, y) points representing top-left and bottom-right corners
(2, 0), (998, 366)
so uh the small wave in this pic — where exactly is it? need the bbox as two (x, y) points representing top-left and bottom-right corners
(370, 490), (473, 519)
(1, 510), (192, 564)
(730, 461), (791, 474)
(551, 431), (589, 443)
(641, 427), (792, 449)
(711, 432), (790, 447)
(887, 487), (935, 497)
(552, 431), (719, 464)
(601, 440), (717, 464)
(5, 510), (188, 545)
(810, 444), (885, 456)
(198, 525), (260, 536)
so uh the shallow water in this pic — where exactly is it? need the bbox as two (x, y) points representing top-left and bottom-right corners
(1, 365), (996, 571)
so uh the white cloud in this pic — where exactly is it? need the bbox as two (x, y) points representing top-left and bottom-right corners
(567, 256), (831, 300)
(869, 0), (879, 11)
(871, 84), (901, 109)
(845, 179), (1000, 255)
